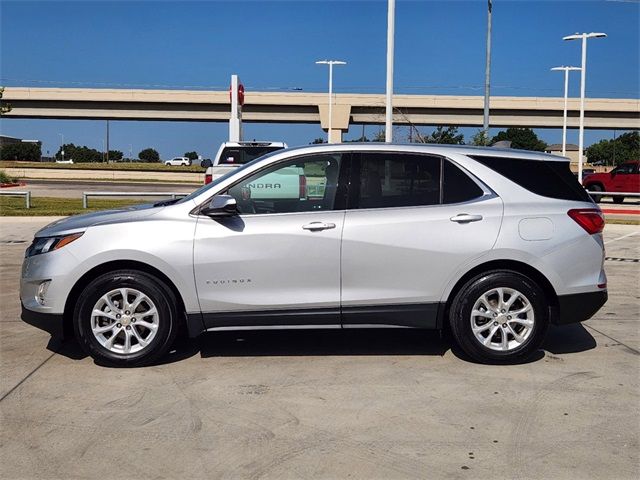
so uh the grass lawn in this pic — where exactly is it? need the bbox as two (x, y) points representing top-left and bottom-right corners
(0, 160), (205, 173)
(0, 196), (146, 216)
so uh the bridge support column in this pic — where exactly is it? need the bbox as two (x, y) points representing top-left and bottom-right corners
(318, 104), (351, 143)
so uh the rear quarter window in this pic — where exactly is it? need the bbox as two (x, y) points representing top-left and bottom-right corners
(470, 155), (592, 202)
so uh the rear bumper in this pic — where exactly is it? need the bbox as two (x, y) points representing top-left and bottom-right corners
(21, 302), (65, 338)
(553, 290), (608, 325)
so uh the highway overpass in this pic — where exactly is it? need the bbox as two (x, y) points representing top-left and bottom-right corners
(2, 87), (639, 141)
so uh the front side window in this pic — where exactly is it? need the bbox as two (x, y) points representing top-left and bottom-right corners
(351, 153), (484, 209)
(612, 163), (636, 175)
(225, 153), (344, 214)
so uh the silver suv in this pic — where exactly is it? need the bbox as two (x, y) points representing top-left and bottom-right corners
(21, 144), (607, 366)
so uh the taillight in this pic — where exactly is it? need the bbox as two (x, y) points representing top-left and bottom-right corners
(299, 175), (307, 199)
(205, 174), (212, 184)
(568, 209), (605, 234)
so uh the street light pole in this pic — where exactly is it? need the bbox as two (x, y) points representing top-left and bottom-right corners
(483, 0), (492, 141)
(58, 133), (64, 162)
(551, 66), (581, 157)
(316, 60), (346, 143)
(563, 32), (606, 183)
(106, 120), (110, 163)
(385, 0), (395, 143)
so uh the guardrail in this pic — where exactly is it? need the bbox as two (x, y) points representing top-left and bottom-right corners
(0, 190), (31, 208)
(83, 191), (189, 208)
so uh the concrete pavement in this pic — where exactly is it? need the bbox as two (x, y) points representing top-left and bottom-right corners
(0, 219), (638, 479)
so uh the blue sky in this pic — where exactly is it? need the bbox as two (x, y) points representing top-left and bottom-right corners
(1, 0), (638, 159)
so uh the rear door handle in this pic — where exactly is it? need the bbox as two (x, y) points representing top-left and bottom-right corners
(450, 214), (483, 223)
(302, 222), (336, 231)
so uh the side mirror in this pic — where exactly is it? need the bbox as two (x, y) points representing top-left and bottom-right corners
(200, 159), (213, 168)
(201, 195), (238, 217)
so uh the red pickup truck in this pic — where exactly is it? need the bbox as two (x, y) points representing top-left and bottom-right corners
(583, 161), (639, 203)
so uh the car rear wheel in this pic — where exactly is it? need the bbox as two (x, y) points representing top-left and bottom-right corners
(587, 184), (603, 203)
(74, 269), (178, 367)
(449, 270), (549, 364)
(612, 196), (624, 204)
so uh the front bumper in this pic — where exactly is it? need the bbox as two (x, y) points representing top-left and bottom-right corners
(21, 302), (65, 338)
(553, 290), (608, 325)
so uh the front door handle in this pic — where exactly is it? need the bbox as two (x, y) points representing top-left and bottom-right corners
(302, 222), (336, 231)
(450, 213), (483, 223)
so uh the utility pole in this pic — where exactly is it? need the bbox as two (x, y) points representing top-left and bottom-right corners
(483, 0), (492, 142)
(315, 60), (346, 143)
(551, 66), (581, 157)
(563, 32), (607, 183)
(106, 120), (110, 163)
(385, 0), (395, 143)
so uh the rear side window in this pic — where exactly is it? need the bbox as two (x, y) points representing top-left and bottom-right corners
(443, 160), (484, 204)
(470, 155), (592, 202)
(219, 146), (284, 165)
(357, 153), (441, 208)
(351, 153), (485, 209)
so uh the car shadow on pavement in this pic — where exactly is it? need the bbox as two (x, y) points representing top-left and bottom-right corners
(196, 329), (449, 358)
(47, 323), (597, 367)
(542, 323), (597, 355)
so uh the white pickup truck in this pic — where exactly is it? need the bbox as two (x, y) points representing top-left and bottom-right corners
(202, 141), (287, 184)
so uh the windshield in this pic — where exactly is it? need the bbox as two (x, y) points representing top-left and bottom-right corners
(176, 149), (284, 204)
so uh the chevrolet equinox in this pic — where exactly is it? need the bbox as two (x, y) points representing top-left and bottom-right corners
(21, 144), (608, 366)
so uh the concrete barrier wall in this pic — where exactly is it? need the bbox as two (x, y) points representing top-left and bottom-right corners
(5, 168), (202, 183)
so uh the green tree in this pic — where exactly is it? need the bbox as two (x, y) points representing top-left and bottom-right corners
(138, 148), (160, 163)
(310, 137), (326, 144)
(586, 132), (640, 166)
(491, 128), (547, 151)
(425, 126), (464, 144)
(470, 129), (490, 146)
(0, 87), (11, 116)
(108, 150), (124, 162)
(184, 151), (199, 161)
(55, 144), (102, 163)
(345, 135), (370, 142)
(372, 130), (386, 142)
(0, 142), (41, 161)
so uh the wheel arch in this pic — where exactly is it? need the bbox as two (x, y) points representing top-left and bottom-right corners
(440, 259), (559, 328)
(62, 259), (187, 339)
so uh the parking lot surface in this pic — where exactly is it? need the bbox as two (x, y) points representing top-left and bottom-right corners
(0, 218), (638, 479)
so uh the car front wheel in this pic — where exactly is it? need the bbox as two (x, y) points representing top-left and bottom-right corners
(74, 269), (178, 367)
(449, 270), (549, 364)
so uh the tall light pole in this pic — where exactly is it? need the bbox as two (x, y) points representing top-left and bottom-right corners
(58, 133), (64, 162)
(105, 120), (110, 163)
(563, 32), (606, 183)
(550, 66), (581, 157)
(316, 60), (346, 143)
(385, 0), (395, 143)
(483, 0), (492, 142)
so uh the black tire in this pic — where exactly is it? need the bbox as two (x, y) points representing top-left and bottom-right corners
(587, 184), (603, 203)
(449, 270), (549, 364)
(74, 269), (179, 367)
(613, 196), (624, 204)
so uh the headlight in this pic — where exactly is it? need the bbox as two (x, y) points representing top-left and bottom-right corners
(25, 232), (83, 258)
